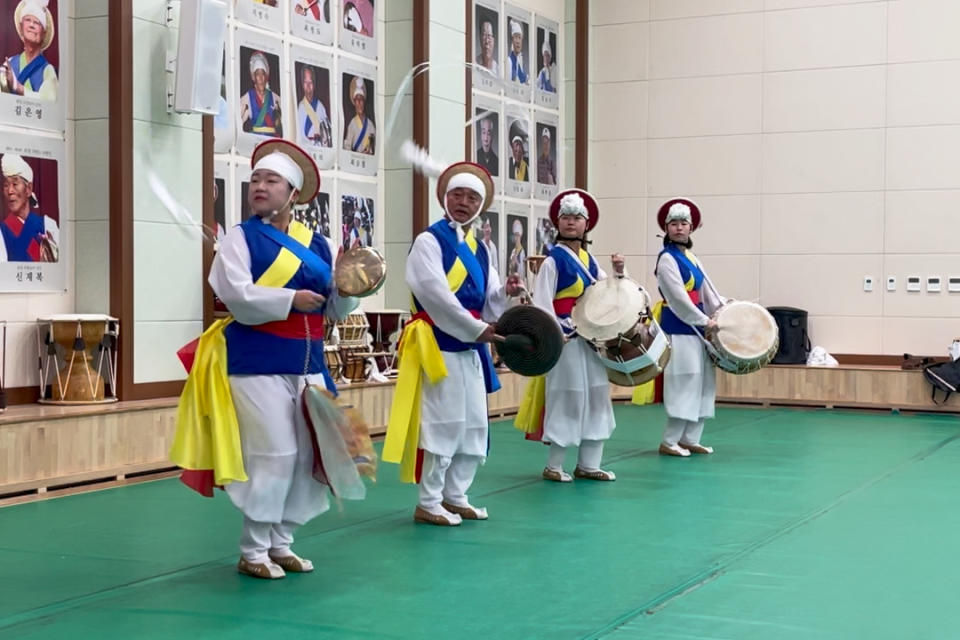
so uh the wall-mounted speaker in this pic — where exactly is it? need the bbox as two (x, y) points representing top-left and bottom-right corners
(174, 0), (229, 114)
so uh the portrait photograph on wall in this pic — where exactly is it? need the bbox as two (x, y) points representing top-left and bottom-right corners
(339, 59), (377, 176)
(505, 106), (531, 199)
(534, 111), (559, 200)
(292, 46), (335, 169)
(340, 181), (376, 250)
(535, 211), (557, 257)
(472, 94), (501, 192)
(237, 164), (252, 223)
(502, 4), (531, 103)
(291, 0), (334, 45)
(505, 207), (529, 282)
(0, 0), (66, 132)
(213, 160), (231, 247)
(472, 207), (500, 276)
(294, 189), (333, 240)
(472, 0), (499, 94)
(235, 0), (283, 33)
(340, 0), (375, 60)
(213, 50), (234, 154)
(0, 133), (65, 291)
(534, 16), (559, 109)
(235, 31), (284, 157)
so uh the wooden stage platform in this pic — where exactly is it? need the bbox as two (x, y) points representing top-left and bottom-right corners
(2, 365), (956, 505)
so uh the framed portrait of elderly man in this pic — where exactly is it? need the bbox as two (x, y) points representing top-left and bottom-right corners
(213, 160), (231, 249)
(235, 0), (283, 33)
(340, 0), (376, 60)
(0, 0), (67, 132)
(534, 16), (559, 110)
(235, 30), (284, 157)
(0, 133), (66, 291)
(471, 207), (501, 277)
(236, 163), (252, 223)
(339, 59), (377, 176)
(472, 93), (501, 193)
(472, 0), (499, 94)
(502, 5), (531, 103)
(504, 105), (531, 199)
(213, 50), (234, 153)
(291, 0), (334, 45)
(294, 187), (334, 240)
(533, 111), (558, 201)
(534, 206), (557, 256)
(505, 204), (530, 283)
(291, 45), (335, 169)
(340, 180), (376, 250)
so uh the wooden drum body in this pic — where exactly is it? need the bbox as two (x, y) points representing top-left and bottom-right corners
(36, 314), (119, 404)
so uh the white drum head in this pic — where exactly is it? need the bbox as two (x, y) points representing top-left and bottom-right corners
(713, 301), (778, 360)
(572, 276), (650, 342)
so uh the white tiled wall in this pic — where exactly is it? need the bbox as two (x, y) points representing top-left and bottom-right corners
(131, 7), (205, 383)
(589, 0), (960, 356)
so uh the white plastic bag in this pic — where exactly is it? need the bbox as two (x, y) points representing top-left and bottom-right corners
(806, 346), (838, 367)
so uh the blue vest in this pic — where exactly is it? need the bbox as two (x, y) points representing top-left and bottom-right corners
(550, 245), (598, 335)
(411, 220), (490, 353)
(1, 211), (45, 262)
(11, 53), (50, 92)
(657, 244), (705, 336)
(224, 218), (335, 383)
(410, 220), (500, 394)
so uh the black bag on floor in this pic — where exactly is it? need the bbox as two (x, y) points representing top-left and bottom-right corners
(767, 306), (811, 365)
(923, 360), (960, 404)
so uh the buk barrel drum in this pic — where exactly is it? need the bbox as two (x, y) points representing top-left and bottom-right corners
(337, 310), (370, 348)
(706, 301), (779, 375)
(324, 345), (343, 382)
(571, 277), (671, 387)
(365, 309), (409, 376)
(36, 314), (119, 404)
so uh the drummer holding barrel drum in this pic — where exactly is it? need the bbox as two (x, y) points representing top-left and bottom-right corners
(517, 188), (624, 482)
(653, 198), (778, 457)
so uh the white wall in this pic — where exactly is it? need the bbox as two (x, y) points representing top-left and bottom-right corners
(589, 0), (960, 356)
(131, 0), (204, 383)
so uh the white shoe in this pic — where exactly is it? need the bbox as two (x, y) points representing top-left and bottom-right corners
(237, 556), (286, 579)
(442, 501), (489, 520)
(679, 442), (714, 454)
(659, 442), (691, 457)
(414, 504), (463, 526)
(542, 467), (573, 482)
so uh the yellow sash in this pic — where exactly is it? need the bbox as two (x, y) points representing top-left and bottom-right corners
(301, 98), (322, 138)
(514, 375), (546, 434)
(169, 221), (313, 485)
(382, 320), (447, 483)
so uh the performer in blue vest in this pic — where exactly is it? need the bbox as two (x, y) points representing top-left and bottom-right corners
(519, 189), (624, 482)
(383, 161), (523, 526)
(0, 0), (58, 101)
(173, 139), (359, 579)
(655, 198), (726, 457)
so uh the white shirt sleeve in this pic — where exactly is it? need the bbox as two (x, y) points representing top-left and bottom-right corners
(43, 216), (60, 248)
(406, 232), (488, 343)
(208, 225), (296, 325)
(656, 252), (711, 327)
(531, 256), (569, 332)
(482, 253), (510, 323)
(322, 235), (360, 321)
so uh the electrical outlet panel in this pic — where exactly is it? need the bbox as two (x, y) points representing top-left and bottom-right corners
(949, 277), (960, 293)
(886, 276), (896, 292)
(863, 276), (873, 292)
(906, 276), (921, 292)
(927, 277), (942, 293)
